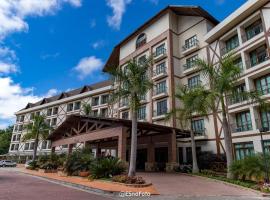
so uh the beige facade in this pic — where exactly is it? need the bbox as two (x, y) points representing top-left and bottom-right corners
(9, 1), (270, 164)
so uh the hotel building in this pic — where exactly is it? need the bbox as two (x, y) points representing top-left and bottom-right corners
(8, 0), (270, 170)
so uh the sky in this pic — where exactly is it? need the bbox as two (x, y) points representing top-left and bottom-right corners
(0, 0), (246, 128)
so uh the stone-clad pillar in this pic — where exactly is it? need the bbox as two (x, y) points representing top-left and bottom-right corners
(166, 130), (179, 172)
(117, 127), (127, 161)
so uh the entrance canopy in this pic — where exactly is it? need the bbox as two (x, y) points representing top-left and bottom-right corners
(48, 115), (190, 147)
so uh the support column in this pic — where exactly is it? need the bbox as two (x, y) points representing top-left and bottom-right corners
(68, 144), (73, 155)
(166, 130), (179, 172)
(145, 138), (155, 171)
(117, 127), (127, 161)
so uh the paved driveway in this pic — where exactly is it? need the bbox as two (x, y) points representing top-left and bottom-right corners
(139, 172), (260, 197)
(0, 168), (113, 200)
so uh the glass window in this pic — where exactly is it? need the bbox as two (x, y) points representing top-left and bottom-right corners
(225, 34), (239, 53)
(138, 106), (146, 120)
(138, 55), (147, 65)
(234, 142), (254, 160)
(18, 125), (23, 132)
(155, 81), (166, 95)
(249, 45), (268, 67)
(17, 134), (21, 141)
(234, 57), (243, 71)
(154, 62), (166, 76)
(67, 103), (73, 112)
(230, 83), (246, 104)
(20, 115), (25, 122)
(42, 141), (47, 149)
(185, 54), (198, 69)
(93, 110), (99, 117)
(263, 140), (270, 153)
(12, 135), (16, 141)
(235, 111), (252, 132)
(156, 99), (167, 116)
(155, 43), (166, 57)
(183, 35), (198, 50)
(51, 118), (57, 126)
(74, 101), (81, 110)
(92, 97), (100, 106)
(136, 33), (146, 49)
(192, 119), (205, 135)
(47, 108), (52, 116)
(101, 95), (109, 104)
(120, 97), (129, 107)
(30, 142), (34, 150)
(15, 144), (19, 150)
(30, 113), (34, 120)
(188, 75), (200, 88)
(24, 143), (29, 150)
(245, 19), (263, 41)
(255, 74), (270, 95)
(11, 144), (15, 151)
(121, 111), (129, 119)
(260, 111), (270, 131)
(101, 108), (108, 117)
(53, 107), (58, 115)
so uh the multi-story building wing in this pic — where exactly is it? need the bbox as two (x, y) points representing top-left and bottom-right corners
(9, 80), (112, 160)
(8, 0), (270, 169)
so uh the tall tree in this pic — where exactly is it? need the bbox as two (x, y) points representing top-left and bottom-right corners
(109, 58), (152, 177)
(168, 85), (210, 173)
(196, 54), (267, 178)
(22, 115), (51, 161)
(0, 126), (13, 155)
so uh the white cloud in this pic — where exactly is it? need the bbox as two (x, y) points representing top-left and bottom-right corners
(106, 0), (132, 30)
(92, 40), (105, 49)
(40, 52), (60, 60)
(0, 0), (82, 38)
(0, 62), (17, 74)
(45, 88), (58, 97)
(0, 46), (18, 74)
(74, 56), (103, 79)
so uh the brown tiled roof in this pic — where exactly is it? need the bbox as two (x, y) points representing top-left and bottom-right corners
(22, 80), (112, 111)
(103, 5), (219, 72)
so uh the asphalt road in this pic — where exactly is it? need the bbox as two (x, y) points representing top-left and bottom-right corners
(1, 168), (270, 200)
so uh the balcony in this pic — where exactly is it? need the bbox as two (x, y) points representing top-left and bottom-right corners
(246, 55), (269, 69)
(182, 40), (199, 56)
(183, 62), (198, 75)
(227, 94), (247, 106)
(153, 48), (167, 62)
(152, 67), (167, 80)
(152, 87), (168, 99)
(152, 108), (167, 120)
(231, 122), (253, 133)
(220, 43), (239, 56)
(256, 119), (270, 132)
(256, 85), (270, 96)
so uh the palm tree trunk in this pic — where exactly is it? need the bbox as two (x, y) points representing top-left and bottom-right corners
(128, 110), (138, 177)
(221, 99), (234, 179)
(32, 132), (39, 161)
(190, 120), (199, 173)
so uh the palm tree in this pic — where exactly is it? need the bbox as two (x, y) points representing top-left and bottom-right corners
(168, 85), (210, 173)
(82, 103), (92, 116)
(109, 58), (153, 177)
(22, 115), (52, 161)
(196, 54), (267, 178)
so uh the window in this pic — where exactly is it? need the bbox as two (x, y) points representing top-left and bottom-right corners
(51, 118), (57, 126)
(249, 45), (268, 67)
(46, 119), (51, 126)
(245, 19), (263, 41)
(93, 110), (99, 117)
(17, 134), (21, 141)
(47, 141), (52, 149)
(101, 95), (109, 104)
(121, 111), (129, 119)
(235, 111), (252, 132)
(255, 74), (270, 95)
(16, 116), (20, 122)
(138, 106), (146, 120)
(192, 119), (205, 135)
(155, 43), (166, 57)
(30, 142), (34, 150)
(10, 144), (15, 151)
(224, 34), (239, 54)
(154, 62), (166, 76)
(35, 111), (40, 116)
(260, 111), (270, 131)
(92, 97), (99, 106)
(263, 140), (270, 153)
(67, 103), (73, 112)
(53, 107), (58, 115)
(138, 55), (147, 65)
(74, 101), (81, 110)
(24, 143), (29, 150)
(184, 54), (198, 70)
(154, 81), (166, 95)
(156, 99), (167, 116)
(18, 125), (23, 132)
(188, 75), (200, 88)
(136, 33), (146, 49)
(100, 108), (108, 117)
(14, 125), (18, 132)
(234, 57), (243, 71)
(183, 35), (198, 50)
(120, 97), (129, 107)
(42, 141), (47, 149)
(15, 144), (19, 150)
(234, 142), (254, 160)
(230, 83), (246, 104)
(20, 115), (24, 122)
(12, 135), (16, 141)
(47, 108), (52, 116)
(30, 113), (34, 120)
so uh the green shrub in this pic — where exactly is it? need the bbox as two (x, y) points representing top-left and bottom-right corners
(64, 148), (94, 176)
(39, 161), (58, 170)
(27, 160), (38, 170)
(230, 155), (266, 181)
(112, 175), (146, 184)
(91, 157), (126, 179)
(37, 153), (65, 170)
